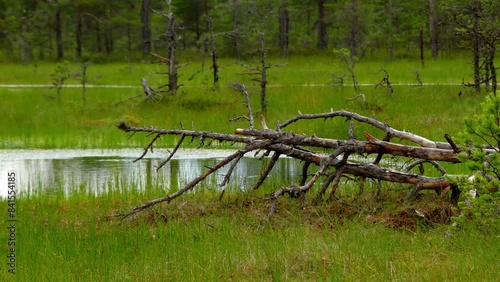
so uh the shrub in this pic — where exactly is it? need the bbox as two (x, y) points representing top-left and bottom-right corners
(452, 94), (500, 232)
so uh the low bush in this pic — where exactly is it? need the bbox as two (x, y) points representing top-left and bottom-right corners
(453, 94), (500, 233)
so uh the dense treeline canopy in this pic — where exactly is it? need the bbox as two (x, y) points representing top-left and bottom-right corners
(0, 0), (498, 63)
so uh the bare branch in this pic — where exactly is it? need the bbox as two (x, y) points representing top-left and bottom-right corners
(219, 153), (245, 187)
(251, 152), (281, 190)
(141, 78), (156, 101)
(234, 128), (460, 163)
(156, 134), (185, 172)
(346, 94), (366, 104)
(229, 83), (254, 129)
(277, 110), (451, 149)
(133, 134), (162, 163)
(115, 108), (487, 217)
(406, 159), (447, 176)
(348, 121), (356, 140)
(299, 162), (311, 186)
(269, 146), (349, 217)
(118, 141), (272, 218)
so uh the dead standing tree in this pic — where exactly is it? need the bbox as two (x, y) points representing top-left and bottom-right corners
(164, 0), (178, 95)
(445, 0), (500, 95)
(238, 31), (271, 115)
(150, 0), (181, 96)
(115, 109), (467, 219)
(238, 1), (285, 115)
(207, 17), (220, 86)
(332, 48), (360, 93)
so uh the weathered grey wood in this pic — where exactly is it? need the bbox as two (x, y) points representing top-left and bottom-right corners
(115, 110), (469, 218)
(277, 110), (452, 149)
(233, 129), (460, 163)
(141, 78), (155, 101)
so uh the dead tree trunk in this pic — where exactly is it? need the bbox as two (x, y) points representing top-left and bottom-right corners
(231, 0), (241, 61)
(429, 0), (438, 60)
(348, 0), (360, 58)
(317, 0), (328, 50)
(75, 7), (83, 59)
(472, 0), (481, 94)
(278, 0), (290, 56)
(141, 0), (152, 54)
(165, 0), (179, 95)
(146, 1), (183, 96)
(238, 2), (283, 115)
(207, 17), (219, 85)
(239, 33), (284, 115)
(55, 2), (63, 60)
(114, 109), (475, 218)
(141, 78), (156, 101)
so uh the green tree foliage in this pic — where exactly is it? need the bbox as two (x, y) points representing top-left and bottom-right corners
(332, 48), (359, 92)
(0, 0), (499, 64)
(441, 0), (500, 94)
(453, 94), (500, 232)
(50, 61), (72, 104)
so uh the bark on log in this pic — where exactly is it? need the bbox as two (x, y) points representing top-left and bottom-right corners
(277, 110), (452, 149)
(115, 110), (467, 218)
(233, 129), (460, 163)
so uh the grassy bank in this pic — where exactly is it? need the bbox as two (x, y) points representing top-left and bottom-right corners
(1, 189), (498, 281)
(1, 56), (498, 281)
(0, 56), (484, 149)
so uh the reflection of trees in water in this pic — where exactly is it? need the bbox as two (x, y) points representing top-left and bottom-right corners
(7, 156), (301, 196)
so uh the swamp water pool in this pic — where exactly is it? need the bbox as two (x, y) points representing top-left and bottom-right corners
(0, 149), (302, 198)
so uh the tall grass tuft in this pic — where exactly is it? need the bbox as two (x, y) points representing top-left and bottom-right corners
(0, 57), (482, 149)
(1, 188), (498, 281)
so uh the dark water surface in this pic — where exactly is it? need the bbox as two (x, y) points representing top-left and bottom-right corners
(0, 149), (301, 197)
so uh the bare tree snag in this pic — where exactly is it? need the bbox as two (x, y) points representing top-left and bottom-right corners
(115, 110), (473, 218)
(165, 0), (178, 95)
(429, 0), (438, 60)
(277, 110), (452, 149)
(141, 78), (156, 101)
(327, 167), (346, 201)
(141, 0), (151, 54)
(229, 83), (254, 129)
(317, 0), (328, 50)
(118, 141), (273, 218)
(278, 0), (290, 56)
(472, 0), (481, 94)
(237, 2), (286, 115)
(375, 68), (394, 97)
(148, 1), (181, 96)
(207, 17), (219, 85)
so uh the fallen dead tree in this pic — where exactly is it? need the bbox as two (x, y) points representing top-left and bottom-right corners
(115, 110), (466, 218)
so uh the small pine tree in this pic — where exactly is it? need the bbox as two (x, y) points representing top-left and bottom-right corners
(452, 94), (500, 232)
(50, 61), (71, 104)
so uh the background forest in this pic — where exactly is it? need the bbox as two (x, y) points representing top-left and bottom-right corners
(0, 0), (498, 65)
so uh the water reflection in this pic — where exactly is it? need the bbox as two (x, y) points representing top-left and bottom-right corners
(0, 149), (301, 197)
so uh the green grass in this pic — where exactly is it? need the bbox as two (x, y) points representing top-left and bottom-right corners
(1, 189), (498, 281)
(0, 55), (485, 149)
(0, 54), (473, 85)
(1, 56), (498, 280)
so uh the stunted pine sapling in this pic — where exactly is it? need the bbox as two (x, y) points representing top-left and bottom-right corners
(73, 61), (90, 102)
(50, 61), (71, 104)
(332, 48), (360, 93)
(452, 94), (500, 232)
(238, 1), (285, 115)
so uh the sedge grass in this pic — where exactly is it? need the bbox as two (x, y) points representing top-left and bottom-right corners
(0, 56), (485, 149)
(1, 187), (498, 281)
(1, 56), (498, 281)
